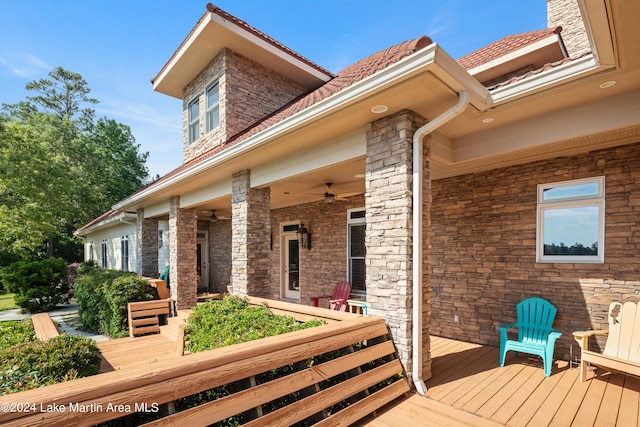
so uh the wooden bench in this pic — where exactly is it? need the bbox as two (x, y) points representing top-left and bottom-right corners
(140, 276), (170, 299)
(128, 299), (171, 337)
(31, 313), (61, 341)
(573, 301), (640, 382)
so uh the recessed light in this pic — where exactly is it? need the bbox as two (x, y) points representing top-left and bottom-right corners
(371, 105), (388, 114)
(354, 174), (365, 179)
(482, 117), (494, 123)
(599, 80), (616, 89)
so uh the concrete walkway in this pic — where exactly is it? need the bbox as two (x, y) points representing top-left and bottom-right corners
(0, 303), (110, 342)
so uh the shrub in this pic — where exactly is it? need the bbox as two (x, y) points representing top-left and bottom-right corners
(0, 334), (102, 395)
(0, 320), (36, 351)
(0, 258), (69, 312)
(74, 265), (157, 337)
(103, 275), (156, 338)
(186, 295), (323, 353)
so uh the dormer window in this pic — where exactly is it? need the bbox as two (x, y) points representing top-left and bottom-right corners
(206, 81), (220, 133)
(188, 96), (200, 144)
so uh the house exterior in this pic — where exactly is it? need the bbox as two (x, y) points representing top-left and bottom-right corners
(77, 0), (640, 392)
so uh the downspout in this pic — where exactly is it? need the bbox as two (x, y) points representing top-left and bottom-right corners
(412, 90), (470, 394)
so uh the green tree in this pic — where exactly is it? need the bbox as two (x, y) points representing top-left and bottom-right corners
(0, 67), (149, 260)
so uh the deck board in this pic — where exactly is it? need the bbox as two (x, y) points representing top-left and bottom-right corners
(359, 336), (640, 427)
(96, 333), (178, 372)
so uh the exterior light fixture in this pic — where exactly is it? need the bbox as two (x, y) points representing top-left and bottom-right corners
(371, 105), (388, 114)
(296, 223), (311, 250)
(599, 80), (616, 89)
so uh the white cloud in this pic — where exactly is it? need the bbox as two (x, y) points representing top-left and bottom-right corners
(0, 52), (51, 78)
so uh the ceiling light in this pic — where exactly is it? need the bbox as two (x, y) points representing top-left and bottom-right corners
(354, 173), (365, 179)
(371, 105), (388, 114)
(599, 80), (616, 89)
(482, 117), (494, 123)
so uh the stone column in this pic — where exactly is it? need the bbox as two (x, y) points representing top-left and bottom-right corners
(136, 209), (159, 277)
(231, 170), (270, 296)
(365, 109), (430, 382)
(169, 196), (198, 309)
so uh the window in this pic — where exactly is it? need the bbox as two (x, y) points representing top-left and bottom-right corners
(101, 240), (108, 268)
(348, 208), (366, 293)
(88, 242), (94, 261)
(188, 97), (200, 144)
(121, 236), (129, 271)
(158, 229), (163, 249)
(537, 177), (604, 263)
(206, 81), (220, 133)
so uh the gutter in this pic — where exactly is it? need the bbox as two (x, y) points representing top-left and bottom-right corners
(411, 90), (470, 394)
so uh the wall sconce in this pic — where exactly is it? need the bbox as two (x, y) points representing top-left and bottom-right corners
(296, 223), (312, 250)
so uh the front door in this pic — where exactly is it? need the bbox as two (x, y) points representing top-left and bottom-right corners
(196, 232), (209, 293)
(282, 233), (300, 301)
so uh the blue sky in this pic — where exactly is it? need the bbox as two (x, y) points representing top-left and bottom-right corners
(0, 1), (547, 178)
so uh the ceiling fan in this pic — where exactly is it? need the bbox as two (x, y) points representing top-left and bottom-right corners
(316, 182), (360, 204)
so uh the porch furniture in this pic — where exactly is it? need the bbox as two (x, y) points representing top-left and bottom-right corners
(499, 297), (562, 377)
(32, 313), (61, 341)
(573, 301), (640, 382)
(310, 280), (351, 311)
(347, 297), (369, 315)
(141, 276), (170, 299)
(128, 299), (171, 337)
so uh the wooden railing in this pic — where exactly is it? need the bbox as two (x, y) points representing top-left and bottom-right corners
(0, 300), (409, 426)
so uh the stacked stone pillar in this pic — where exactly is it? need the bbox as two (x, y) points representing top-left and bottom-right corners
(231, 170), (271, 296)
(136, 209), (159, 277)
(365, 109), (432, 383)
(169, 196), (198, 309)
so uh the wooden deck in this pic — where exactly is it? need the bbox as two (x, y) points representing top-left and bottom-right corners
(359, 335), (640, 427)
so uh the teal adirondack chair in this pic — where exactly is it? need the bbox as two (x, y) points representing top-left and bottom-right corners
(499, 297), (562, 377)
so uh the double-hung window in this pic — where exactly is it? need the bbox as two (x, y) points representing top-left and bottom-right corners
(188, 97), (200, 144)
(101, 240), (108, 268)
(121, 236), (129, 271)
(536, 177), (605, 263)
(206, 81), (220, 133)
(347, 208), (366, 293)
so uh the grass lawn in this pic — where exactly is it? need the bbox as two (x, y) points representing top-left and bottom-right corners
(0, 293), (18, 311)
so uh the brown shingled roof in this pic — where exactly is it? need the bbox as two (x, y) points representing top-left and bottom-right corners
(75, 210), (135, 235)
(457, 27), (563, 71)
(124, 35), (433, 204)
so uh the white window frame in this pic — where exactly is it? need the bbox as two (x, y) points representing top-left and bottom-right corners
(101, 240), (108, 268)
(347, 208), (366, 294)
(121, 235), (129, 271)
(536, 176), (605, 263)
(205, 80), (220, 133)
(187, 96), (200, 144)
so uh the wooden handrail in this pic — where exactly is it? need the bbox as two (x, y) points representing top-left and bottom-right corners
(0, 314), (408, 427)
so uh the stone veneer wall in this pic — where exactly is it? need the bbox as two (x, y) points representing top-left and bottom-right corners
(209, 219), (232, 293)
(268, 195), (365, 303)
(231, 170), (270, 296)
(547, 0), (590, 58)
(182, 49), (307, 163)
(136, 209), (158, 277)
(182, 51), (226, 162)
(225, 50), (307, 138)
(430, 142), (640, 361)
(169, 197), (198, 309)
(365, 110), (430, 381)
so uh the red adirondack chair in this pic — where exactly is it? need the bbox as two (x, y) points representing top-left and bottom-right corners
(310, 281), (351, 311)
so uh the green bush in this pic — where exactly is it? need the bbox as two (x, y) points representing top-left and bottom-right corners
(0, 334), (102, 395)
(0, 320), (36, 351)
(104, 275), (156, 338)
(0, 258), (69, 312)
(74, 265), (157, 337)
(186, 295), (323, 353)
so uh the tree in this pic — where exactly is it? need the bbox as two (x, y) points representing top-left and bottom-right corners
(0, 67), (149, 260)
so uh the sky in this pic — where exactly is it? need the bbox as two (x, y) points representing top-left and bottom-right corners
(0, 1), (547, 179)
